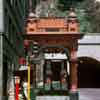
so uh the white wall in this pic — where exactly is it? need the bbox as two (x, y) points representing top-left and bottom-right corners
(78, 35), (100, 61)
(77, 45), (100, 61)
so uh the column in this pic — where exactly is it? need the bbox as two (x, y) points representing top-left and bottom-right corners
(70, 49), (77, 91)
(45, 61), (52, 90)
(36, 64), (40, 87)
(0, 35), (3, 100)
(15, 76), (20, 100)
(40, 59), (44, 83)
(36, 63), (43, 88)
(70, 48), (79, 100)
(32, 64), (36, 88)
(70, 59), (78, 91)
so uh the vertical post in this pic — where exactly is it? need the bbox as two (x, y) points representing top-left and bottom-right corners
(70, 60), (78, 91)
(0, 35), (3, 100)
(45, 61), (52, 90)
(67, 61), (70, 75)
(15, 83), (19, 100)
(28, 64), (30, 100)
(40, 59), (44, 85)
(15, 76), (20, 100)
(32, 64), (36, 88)
(36, 64), (39, 88)
(26, 56), (30, 100)
(70, 48), (79, 100)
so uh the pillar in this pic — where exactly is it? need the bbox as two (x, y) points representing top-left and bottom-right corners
(36, 63), (42, 88)
(32, 64), (36, 88)
(0, 35), (3, 100)
(15, 76), (20, 100)
(40, 59), (44, 83)
(70, 48), (79, 100)
(44, 61), (52, 90)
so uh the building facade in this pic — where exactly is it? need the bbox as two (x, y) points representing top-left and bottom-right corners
(0, 0), (29, 99)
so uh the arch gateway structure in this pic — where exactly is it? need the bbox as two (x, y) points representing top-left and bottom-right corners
(22, 8), (84, 99)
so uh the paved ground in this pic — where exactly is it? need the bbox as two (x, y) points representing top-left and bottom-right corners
(79, 88), (100, 100)
(36, 89), (100, 100)
(36, 96), (69, 100)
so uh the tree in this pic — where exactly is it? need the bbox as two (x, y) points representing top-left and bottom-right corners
(57, 0), (84, 11)
(82, 0), (100, 33)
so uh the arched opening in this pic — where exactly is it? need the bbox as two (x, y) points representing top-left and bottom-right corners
(78, 57), (100, 88)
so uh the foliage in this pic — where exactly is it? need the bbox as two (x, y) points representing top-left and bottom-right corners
(57, 0), (100, 33)
(57, 0), (72, 11)
(57, 0), (84, 11)
(35, 0), (100, 33)
(81, 0), (100, 33)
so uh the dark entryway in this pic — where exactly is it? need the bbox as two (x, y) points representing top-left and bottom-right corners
(51, 62), (61, 81)
(78, 57), (100, 88)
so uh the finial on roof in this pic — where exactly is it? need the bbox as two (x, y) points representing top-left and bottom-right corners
(28, 12), (38, 18)
(68, 7), (77, 18)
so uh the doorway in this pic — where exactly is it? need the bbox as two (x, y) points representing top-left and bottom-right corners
(51, 61), (61, 81)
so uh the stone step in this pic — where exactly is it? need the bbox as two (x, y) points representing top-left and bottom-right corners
(36, 96), (69, 100)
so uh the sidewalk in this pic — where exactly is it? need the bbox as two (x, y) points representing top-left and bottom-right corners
(79, 88), (100, 100)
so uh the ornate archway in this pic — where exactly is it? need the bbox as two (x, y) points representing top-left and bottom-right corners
(23, 9), (84, 99)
